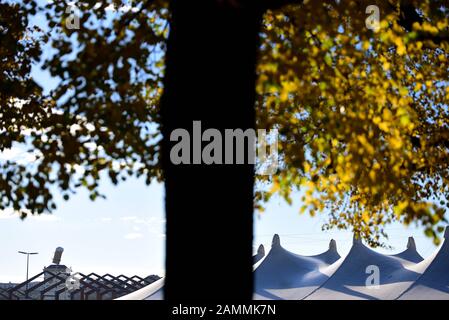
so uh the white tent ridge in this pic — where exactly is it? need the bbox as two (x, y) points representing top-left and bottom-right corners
(304, 235), (423, 300)
(398, 227), (449, 300)
(254, 234), (340, 300)
(115, 277), (164, 300)
(117, 244), (268, 300)
(117, 227), (449, 300)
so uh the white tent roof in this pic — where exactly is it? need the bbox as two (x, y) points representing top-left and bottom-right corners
(117, 227), (449, 300)
(117, 245), (267, 300)
(389, 237), (423, 263)
(116, 278), (164, 300)
(254, 234), (340, 300)
(398, 228), (449, 300)
(305, 236), (422, 300)
(253, 244), (266, 265)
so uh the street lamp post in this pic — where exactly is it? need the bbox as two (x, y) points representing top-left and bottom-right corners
(18, 251), (38, 298)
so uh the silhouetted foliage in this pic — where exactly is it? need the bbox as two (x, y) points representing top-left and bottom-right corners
(1, 0), (449, 246)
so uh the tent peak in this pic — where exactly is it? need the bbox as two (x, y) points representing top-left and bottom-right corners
(407, 237), (416, 250)
(353, 234), (362, 245)
(272, 234), (281, 248)
(253, 244), (265, 264)
(329, 239), (337, 252)
(257, 244), (265, 256)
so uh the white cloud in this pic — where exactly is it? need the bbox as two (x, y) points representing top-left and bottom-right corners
(0, 208), (25, 220)
(124, 232), (144, 240)
(104, 3), (141, 13)
(0, 213), (15, 220)
(0, 146), (41, 164)
(29, 214), (61, 222)
(120, 215), (166, 238)
(120, 216), (138, 222)
(64, 163), (85, 176)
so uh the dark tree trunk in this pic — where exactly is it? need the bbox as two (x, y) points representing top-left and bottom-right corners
(161, 1), (263, 300)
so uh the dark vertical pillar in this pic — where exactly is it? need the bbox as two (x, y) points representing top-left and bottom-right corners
(161, 1), (262, 300)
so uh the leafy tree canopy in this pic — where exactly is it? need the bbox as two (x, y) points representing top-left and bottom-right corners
(1, 0), (448, 246)
(256, 0), (449, 245)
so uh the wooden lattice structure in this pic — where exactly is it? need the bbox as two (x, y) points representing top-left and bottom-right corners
(0, 271), (160, 300)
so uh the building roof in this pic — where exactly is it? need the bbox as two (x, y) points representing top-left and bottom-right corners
(117, 227), (449, 300)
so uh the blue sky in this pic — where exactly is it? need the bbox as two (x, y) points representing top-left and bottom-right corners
(0, 178), (165, 282)
(0, 176), (439, 283)
(0, 1), (442, 283)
